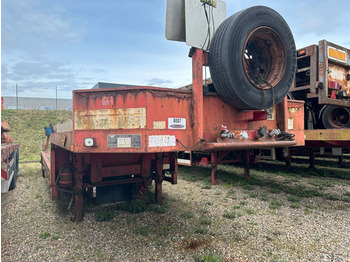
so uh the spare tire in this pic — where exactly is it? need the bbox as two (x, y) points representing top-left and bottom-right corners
(209, 6), (296, 110)
(321, 105), (350, 129)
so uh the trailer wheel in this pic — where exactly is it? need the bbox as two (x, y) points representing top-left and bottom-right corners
(209, 6), (296, 110)
(321, 105), (350, 129)
(9, 172), (17, 191)
(41, 156), (45, 178)
(9, 150), (19, 191)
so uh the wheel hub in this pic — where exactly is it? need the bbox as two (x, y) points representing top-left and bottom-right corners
(243, 26), (286, 90)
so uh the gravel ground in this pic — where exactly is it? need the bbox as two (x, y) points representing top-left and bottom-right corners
(2, 162), (350, 261)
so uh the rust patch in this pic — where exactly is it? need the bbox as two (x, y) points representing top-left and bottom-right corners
(189, 100), (195, 128)
(101, 96), (114, 106)
(243, 26), (286, 89)
(74, 108), (146, 130)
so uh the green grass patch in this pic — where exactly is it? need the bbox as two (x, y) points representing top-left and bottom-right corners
(269, 200), (282, 210)
(226, 189), (235, 199)
(259, 192), (269, 202)
(308, 178), (336, 189)
(290, 202), (300, 209)
(35, 245), (43, 251)
(134, 226), (149, 236)
(116, 199), (149, 214)
(242, 184), (255, 191)
(343, 196), (350, 203)
(325, 194), (341, 201)
(248, 192), (258, 198)
(245, 208), (255, 215)
(201, 182), (212, 189)
(232, 232), (243, 242)
(283, 184), (323, 198)
(200, 217), (212, 225)
(195, 226), (208, 235)
(159, 225), (173, 237)
(269, 187), (281, 194)
(115, 191), (171, 214)
(178, 164), (349, 205)
(292, 156), (347, 168)
(343, 191), (350, 197)
(182, 211), (194, 219)
(1, 109), (71, 161)
(239, 200), (247, 206)
(95, 209), (115, 222)
(287, 195), (300, 203)
(202, 209), (209, 214)
(223, 210), (236, 219)
(39, 231), (51, 239)
(194, 250), (221, 262)
(152, 202), (171, 214)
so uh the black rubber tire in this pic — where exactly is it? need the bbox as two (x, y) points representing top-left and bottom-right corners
(321, 105), (350, 129)
(9, 150), (19, 191)
(9, 172), (17, 191)
(209, 6), (296, 110)
(41, 156), (46, 178)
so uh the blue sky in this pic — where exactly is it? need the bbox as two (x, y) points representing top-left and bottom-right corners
(2, 0), (350, 99)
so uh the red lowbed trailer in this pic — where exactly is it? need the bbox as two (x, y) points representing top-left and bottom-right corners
(41, 4), (305, 221)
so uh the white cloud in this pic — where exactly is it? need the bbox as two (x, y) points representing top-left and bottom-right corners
(1, 0), (89, 97)
(1, 58), (99, 97)
(2, 0), (85, 55)
(145, 78), (174, 87)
